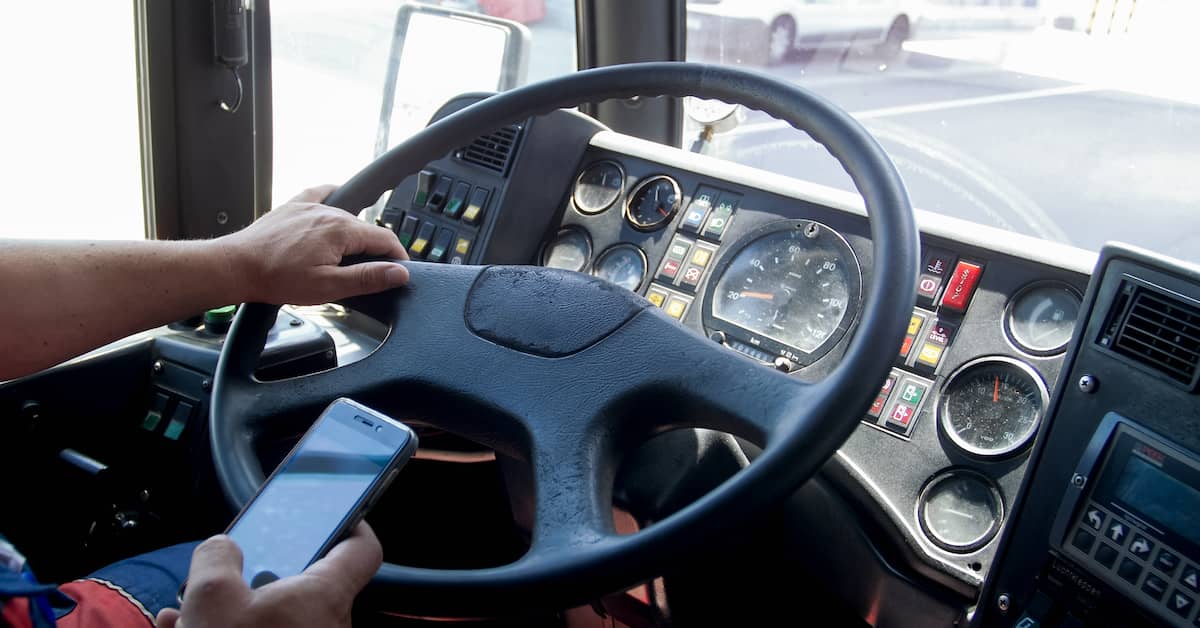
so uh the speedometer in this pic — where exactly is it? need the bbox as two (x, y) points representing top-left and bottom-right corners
(706, 220), (862, 365)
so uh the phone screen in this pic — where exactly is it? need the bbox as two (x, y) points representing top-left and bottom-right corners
(227, 405), (410, 587)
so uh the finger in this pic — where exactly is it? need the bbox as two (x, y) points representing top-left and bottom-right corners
(343, 220), (409, 261)
(183, 535), (249, 606)
(155, 608), (180, 628)
(318, 262), (409, 298)
(305, 521), (383, 598)
(290, 184), (338, 204)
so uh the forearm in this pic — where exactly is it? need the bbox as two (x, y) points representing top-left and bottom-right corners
(0, 239), (248, 380)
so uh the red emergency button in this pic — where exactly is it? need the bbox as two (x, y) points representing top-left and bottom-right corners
(940, 260), (983, 312)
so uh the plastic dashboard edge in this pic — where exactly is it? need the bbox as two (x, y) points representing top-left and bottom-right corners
(588, 130), (1098, 276)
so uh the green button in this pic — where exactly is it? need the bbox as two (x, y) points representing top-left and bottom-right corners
(204, 305), (236, 324)
(142, 410), (163, 431)
(398, 232), (413, 248)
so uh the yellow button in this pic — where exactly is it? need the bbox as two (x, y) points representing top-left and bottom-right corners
(907, 315), (923, 335)
(647, 291), (666, 308)
(917, 344), (943, 366)
(690, 247), (712, 267)
(454, 237), (471, 256)
(665, 297), (688, 320)
(463, 205), (481, 223)
(410, 238), (429, 256)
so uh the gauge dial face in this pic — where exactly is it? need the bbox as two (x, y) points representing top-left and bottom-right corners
(625, 176), (681, 231)
(710, 222), (861, 358)
(572, 161), (624, 214)
(919, 471), (1003, 552)
(541, 228), (592, 273)
(939, 358), (1049, 458)
(1005, 283), (1081, 355)
(592, 245), (646, 292)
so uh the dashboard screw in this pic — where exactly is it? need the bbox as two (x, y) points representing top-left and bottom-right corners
(710, 331), (727, 344)
(1078, 374), (1098, 394)
(152, 360), (164, 375)
(202, 379), (212, 392)
(997, 594), (1010, 613)
(216, 211), (229, 225)
(803, 222), (820, 239)
(289, 318), (303, 327)
(1071, 473), (1087, 488)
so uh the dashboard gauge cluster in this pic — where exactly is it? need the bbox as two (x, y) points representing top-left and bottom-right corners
(1004, 281), (1081, 355)
(705, 220), (862, 366)
(938, 357), (1050, 458)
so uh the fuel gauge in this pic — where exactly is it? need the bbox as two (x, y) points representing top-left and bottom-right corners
(592, 244), (646, 292)
(1005, 282), (1081, 355)
(625, 175), (681, 231)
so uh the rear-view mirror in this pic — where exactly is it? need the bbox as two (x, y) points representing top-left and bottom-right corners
(375, 2), (531, 156)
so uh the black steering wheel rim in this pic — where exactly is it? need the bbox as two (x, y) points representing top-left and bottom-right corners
(210, 62), (919, 616)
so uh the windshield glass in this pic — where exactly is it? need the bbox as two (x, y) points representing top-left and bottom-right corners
(686, 0), (1200, 260)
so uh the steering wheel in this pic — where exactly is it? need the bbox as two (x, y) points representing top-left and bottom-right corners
(210, 62), (918, 616)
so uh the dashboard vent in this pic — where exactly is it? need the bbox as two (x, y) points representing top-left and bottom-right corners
(1101, 283), (1200, 387)
(459, 124), (522, 176)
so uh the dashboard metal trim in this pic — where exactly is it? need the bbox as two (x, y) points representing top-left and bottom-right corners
(589, 130), (1097, 275)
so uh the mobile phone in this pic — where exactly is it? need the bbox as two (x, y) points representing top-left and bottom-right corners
(216, 398), (416, 589)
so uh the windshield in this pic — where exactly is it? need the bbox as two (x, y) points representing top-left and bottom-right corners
(686, 0), (1200, 261)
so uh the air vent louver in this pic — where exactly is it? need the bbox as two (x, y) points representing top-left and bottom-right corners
(459, 124), (522, 175)
(1105, 284), (1200, 387)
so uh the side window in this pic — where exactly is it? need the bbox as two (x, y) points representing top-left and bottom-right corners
(270, 1), (576, 206)
(0, 5), (145, 240)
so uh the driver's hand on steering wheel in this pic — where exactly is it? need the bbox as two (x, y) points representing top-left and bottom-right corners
(155, 521), (383, 628)
(217, 185), (410, 306)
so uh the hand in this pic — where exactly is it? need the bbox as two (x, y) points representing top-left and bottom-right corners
(217, 186), (410, 305)
(155, 522), (383, 628)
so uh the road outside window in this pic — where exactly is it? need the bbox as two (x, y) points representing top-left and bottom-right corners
(685, 0), (1200, 260)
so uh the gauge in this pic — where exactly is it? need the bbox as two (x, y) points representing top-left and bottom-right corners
(939, 357), (1050, 458)
(706, 220), (862, 364)
(625, 175), (681, 231)
(1005, 282), (1082, 355)
(540, 228), (592, 273)
(918, 470), (1004, 553)
(572, 161), (624, 214)
(592, 244), (646, 292)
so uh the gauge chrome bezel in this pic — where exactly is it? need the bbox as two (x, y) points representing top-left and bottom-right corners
(916, 468), (1005, 553)
(623, 175), (682, 231)
(572, 160), (626, 215)
(938, 356), (1051, 459)
(702, 219), (863, 367)
(591, 243), (648, 293)
(538, 227), (593, 273)
(1002, 280), (1083, 357)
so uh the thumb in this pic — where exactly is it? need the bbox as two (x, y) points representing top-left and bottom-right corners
(156, 608), (180, 628)
(323, 262), (410, 297)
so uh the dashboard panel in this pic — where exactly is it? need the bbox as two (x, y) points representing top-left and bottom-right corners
(374, 97), (1101, 598)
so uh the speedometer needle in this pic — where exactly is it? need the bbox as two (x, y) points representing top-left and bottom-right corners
(993, 376), (1000, 403)
(739, 291), (775, 300)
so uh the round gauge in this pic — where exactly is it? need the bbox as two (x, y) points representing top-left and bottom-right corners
(1005, 282), (1082, 356)
(706, 221), (862, 363)
(624, 175), (681, 231)
(540, 228), (592, 273)
(939, 357), (1050, 458)
(684, 97), (739, 126)
(572, 161), (624, 215)
(592, 244), (647, 292)
(918, 470), (1004, 553)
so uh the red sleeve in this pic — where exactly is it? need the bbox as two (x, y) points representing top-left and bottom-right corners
(2, 597), (36, 628)
(54, 580), (155, 628)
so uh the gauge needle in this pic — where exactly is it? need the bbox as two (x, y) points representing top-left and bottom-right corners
(993, 376), (1000, 403)
(739, 291), (775, 300)
(658, 205), (670, 217)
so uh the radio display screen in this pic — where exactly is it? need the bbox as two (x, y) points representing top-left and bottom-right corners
(1115, 455), (1200, 547)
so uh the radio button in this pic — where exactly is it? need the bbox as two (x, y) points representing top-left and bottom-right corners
(1156, 549), (1180, 576)
(1083, 507), (1105, 532)
(1105, 520), (1129, 546)
(1071, 528), (1096, 554)
(1181, 565), (1200, 592)
(1118, 558), (1142, 584)
(1129, 534), (1154, 560)
(1143, 573), (1168, 601)
(1169, 590), (1195, 618)
(1095, 543), (1119, 568)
